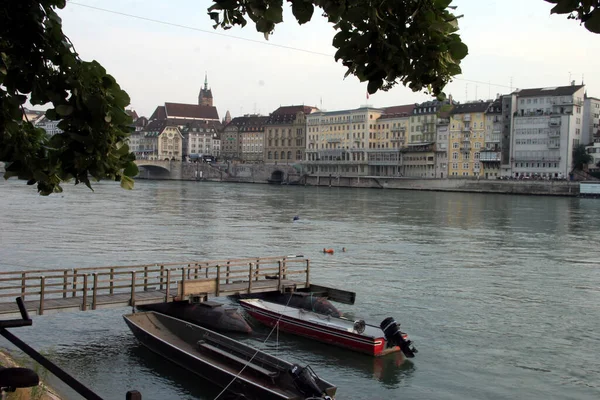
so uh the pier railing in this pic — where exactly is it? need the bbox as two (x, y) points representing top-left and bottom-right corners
(0, 255), (310, 315)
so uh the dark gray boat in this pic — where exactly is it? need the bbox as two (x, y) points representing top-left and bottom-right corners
(123, 311), (337, 400)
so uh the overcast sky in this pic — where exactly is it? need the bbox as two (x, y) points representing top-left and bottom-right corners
(59, 0), (600, 119)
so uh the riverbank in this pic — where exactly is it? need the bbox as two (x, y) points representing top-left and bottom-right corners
(0, 349), (61, 400)
(135, 161), (580, 197)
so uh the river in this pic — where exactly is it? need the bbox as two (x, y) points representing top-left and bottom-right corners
(0, 178), (599, 400)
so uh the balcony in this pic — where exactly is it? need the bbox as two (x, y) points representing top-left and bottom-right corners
(463, 115), (471, 122)
(548, 142), (560, 149)
(549, 118), (561, 127)
(327, 138), (342, 143)
(461, 135), (471, 142)
(391, 126), (406, 133)
(460, 145), (471, 152)
(462, 126), (471, 132)
(480, 152), (501, 162)
(548, 130), (560, 138)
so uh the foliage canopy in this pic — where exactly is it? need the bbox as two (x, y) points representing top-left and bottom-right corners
(0, 0), (138, 195)
(0, 0), (598, 194)
(572, 144), (593, 171)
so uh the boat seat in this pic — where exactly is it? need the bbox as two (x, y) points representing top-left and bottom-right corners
(197, 342), (279, 380)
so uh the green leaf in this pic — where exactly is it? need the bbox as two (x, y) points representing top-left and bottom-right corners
(120, 175), (135, 190)
(550, 1), (579, 14)
(56, 105), (73, 116)
(291, 1), (314, 24)
(584, 11), (600, 33)
(123, 162), (139, 177)
(265, 4), (284, 24)
(448, 41), (468, 60)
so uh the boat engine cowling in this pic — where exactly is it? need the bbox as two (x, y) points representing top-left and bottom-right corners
(380, 317), (417, 358)
(289, 364), (331, 399)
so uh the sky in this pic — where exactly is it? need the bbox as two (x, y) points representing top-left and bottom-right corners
(58, 0), (600, 119)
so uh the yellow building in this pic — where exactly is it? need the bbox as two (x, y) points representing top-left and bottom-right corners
(448, 102), (492, 177)
(368, 105), (414, 176)
(305, 106), (383, 176)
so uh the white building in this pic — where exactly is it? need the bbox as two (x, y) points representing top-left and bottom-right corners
(34, 115), (62, 136)
(583, 95), (600, 145)
(181, 121), (222, 160)
(509, 84), (585, 179)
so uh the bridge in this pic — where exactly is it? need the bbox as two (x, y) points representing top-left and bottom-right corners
(0, 256), (311, 318)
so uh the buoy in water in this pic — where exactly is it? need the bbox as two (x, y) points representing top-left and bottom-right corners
(323, 248), (334, 254)
(293, 216), (300, 221)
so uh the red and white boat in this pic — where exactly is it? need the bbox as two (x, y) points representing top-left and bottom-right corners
(239, 299), (417, 358)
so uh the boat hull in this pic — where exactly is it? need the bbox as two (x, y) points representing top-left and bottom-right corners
(240, 300), (399, 357)
(124, 312), (336, 400)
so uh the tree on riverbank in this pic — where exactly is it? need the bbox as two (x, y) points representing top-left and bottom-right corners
(572, 144), (593, 171)
(1, 0), (598, 195)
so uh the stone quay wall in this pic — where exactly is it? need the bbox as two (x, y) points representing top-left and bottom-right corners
(136, 162), (579, 197)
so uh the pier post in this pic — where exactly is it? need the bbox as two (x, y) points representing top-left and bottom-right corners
(248, 263), (253, 293)
(165, 269), (171, 302)
(110, 268), (115, 295)
(305, 259), (310, 287)
(63, 270), (68, 298)
(21, 272), (26, 300)
(282, 259), (287, 280)
(72, 269), (78, 298)
(130, 271), (136, 307)
(278, 261), (283, 290)
(92, 273), (98, 310)
(159, 265), (164, 291)
(181, 268), (186, 299)
(226, 262), (230, 284)
(82, 274), (88, 311)
(39, 276), (45, 315)
(143, 266), (149, 291)
(216, 265), (221, 296)
(126, 391), (142, 400)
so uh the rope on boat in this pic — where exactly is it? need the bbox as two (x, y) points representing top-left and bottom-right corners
(213, 294), (295, 400)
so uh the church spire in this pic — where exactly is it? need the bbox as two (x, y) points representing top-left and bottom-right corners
(204, 72), (208, 90)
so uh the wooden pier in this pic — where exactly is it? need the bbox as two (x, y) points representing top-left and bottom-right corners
(0, 256), (310, 318)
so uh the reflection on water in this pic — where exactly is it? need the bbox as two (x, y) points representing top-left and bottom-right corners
(1, 179), (600, 400)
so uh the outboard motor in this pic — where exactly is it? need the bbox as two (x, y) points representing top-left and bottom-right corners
(288, 364), (332, 399)
(380, 317), (418, 358)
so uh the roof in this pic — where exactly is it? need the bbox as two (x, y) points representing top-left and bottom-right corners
(272, 105), (318, 115)
(513, 85), (585, 97)
(199, 88), (213, 99)
(134, 116), (148, 127)
(226, 116), (269, 132)
(486, 99), (502, 114)
(180, 120), (223, 133)
(126, 109), (139, 120)
(165, 102), (219, 120)
(149, 106), (166, 121)
(451, 101), (493, 115)
(267, 105), (318, 125)
(379, 104), (415, 119)
(144, 120), (166, 133)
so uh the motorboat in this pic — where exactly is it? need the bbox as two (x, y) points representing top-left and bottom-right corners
(239, 299), (417, 358)
(123, 311), (336, 400)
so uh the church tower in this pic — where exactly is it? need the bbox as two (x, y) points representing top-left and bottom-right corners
(198, 72), (213, 107)
(223, 110), (232, 124)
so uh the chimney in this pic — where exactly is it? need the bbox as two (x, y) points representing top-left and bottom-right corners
(571, 80), (575, 86)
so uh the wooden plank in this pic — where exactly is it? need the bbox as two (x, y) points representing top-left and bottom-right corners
(177, 279), (216, 298)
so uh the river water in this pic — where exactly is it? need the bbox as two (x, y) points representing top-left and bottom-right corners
(0, 179), (599, 400)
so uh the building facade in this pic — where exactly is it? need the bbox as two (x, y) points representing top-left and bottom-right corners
(480, 98), (503, 179)
(222, 116), (267, 161)
(509, 84), (585, 179)
(448, 101), (491, 177)
(264, 105), (317, 164)
(583, 95), (600, 145)
(181, 121), (222, 160)
(368, 106), (412, 177)
(305, 106), (383, 177)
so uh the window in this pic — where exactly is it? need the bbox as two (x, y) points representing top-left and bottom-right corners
(453, 142), (459, 149)
(463, 162), (469, 169)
